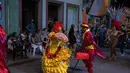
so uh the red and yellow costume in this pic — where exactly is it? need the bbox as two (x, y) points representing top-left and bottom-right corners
(42, 22), (71, 73)
(80, 10), (106, 73)
(0, 25), (10, 73)
(81, 22), (106, 73)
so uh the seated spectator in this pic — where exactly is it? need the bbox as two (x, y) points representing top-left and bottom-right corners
(20, 31), (27, 43)
(7, 37), (13, 51)
(41, 28), (49, 48)
(13, 37), (23, 49)
(31, 32), (43, 56)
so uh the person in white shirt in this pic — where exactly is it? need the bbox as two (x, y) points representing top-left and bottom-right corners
(31, 32), (43, 56)
(7, 37), (13, 51)
(41, 28), (49, 48)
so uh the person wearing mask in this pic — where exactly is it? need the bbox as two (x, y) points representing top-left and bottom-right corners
(26, 19), (35, 34)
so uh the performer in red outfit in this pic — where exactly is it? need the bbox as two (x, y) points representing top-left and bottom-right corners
(79, 10), (106, 73)
(81, 22), (106, 73)
(0, 25), (10, 73)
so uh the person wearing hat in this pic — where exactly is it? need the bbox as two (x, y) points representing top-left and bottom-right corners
(80, 22), (106, 73)
(79, 10), (106, 73)
(42, 22), (71, 73)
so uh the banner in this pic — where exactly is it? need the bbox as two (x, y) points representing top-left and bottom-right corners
(88, 0), (110, 16)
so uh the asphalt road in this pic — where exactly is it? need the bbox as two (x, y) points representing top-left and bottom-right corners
(9, 50), (130, 73)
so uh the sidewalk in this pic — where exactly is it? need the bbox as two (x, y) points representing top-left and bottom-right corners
(6, 53), (42, 67)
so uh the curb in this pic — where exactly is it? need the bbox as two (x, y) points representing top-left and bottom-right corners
(7, 58), (41, 67)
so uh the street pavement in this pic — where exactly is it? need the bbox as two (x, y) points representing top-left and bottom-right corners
(9, 48), (130, 73)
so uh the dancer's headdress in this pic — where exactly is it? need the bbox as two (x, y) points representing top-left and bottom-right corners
(53, 21), (63, 33)
(107, 4), (127, 30)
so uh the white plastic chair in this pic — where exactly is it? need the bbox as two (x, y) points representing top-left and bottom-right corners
(31, 43), (44, 56)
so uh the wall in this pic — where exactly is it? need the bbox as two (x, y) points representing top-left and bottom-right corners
(0, 0), (5, 29)
(6, 0), (19, 34)
(42, 0), (46, 28)
(61, 0), (83, 30)
(42, 0), (83, 30)
(56, 0), (82, 5)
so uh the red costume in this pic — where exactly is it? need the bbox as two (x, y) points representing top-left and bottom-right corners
(81, 22), (106, 73)
(0, 25), (10, 73)
(76, 10), (106, 73)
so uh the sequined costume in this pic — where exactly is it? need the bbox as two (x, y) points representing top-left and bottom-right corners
(42, 22), (71, 73)
(0, 25), (10, 73)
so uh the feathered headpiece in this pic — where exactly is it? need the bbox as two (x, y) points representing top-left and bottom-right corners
(107, 4), (127, 30)
(53, 21), (64, 33)
(112, 20), (121, 30)
(107, 4), (127, 19)
(81, 10), (89, 28)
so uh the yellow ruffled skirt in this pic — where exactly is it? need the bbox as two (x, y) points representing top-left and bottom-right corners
(42, 47), (71, 73)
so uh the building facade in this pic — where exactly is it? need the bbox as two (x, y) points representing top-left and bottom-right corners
(0, 0), (5, 29)
(4, 0), (83, 35)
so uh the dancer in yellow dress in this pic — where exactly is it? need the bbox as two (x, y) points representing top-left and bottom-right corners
(42, 22), (71, 73)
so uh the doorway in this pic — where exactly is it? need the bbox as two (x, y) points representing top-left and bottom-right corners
(22, 0), (39, 31)
(67, 6), (79, 32)
(47, 1), (64, 30)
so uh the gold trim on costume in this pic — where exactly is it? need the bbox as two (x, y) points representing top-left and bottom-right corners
(82, 29), (94, 49)
(82, 23), (89, 27)
(48, 32), (56, 38)
(86, 45), (94, 49)
(82, 29), (90, 40)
